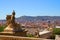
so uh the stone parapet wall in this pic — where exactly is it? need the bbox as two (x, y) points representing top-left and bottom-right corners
(55, 35), (60, 40)
(0, 35), (53, 40)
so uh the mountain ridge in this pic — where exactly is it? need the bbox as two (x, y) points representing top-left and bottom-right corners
(0, 16), (60, 24)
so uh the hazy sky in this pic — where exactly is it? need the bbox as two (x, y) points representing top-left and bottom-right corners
(0, 0), (60, 19)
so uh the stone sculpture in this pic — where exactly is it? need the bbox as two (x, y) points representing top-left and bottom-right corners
(3, 10), (27, 36)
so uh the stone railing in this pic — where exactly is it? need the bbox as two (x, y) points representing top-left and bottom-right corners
(0, 35), (53, 40)
(55, 35), (60, 40)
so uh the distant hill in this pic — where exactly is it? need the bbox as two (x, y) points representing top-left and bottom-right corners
(16, 16), (60, 22)
(0, 16), (60, 24)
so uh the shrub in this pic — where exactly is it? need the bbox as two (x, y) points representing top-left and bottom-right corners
(26, 34), (34, 37)
(53, 28), (60, 35)
(0, 25), (6, 32)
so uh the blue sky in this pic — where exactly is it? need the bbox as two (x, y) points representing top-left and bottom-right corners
(0, 0), (60, 19)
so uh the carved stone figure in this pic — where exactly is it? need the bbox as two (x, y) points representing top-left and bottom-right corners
(3, 10), (27, 36)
